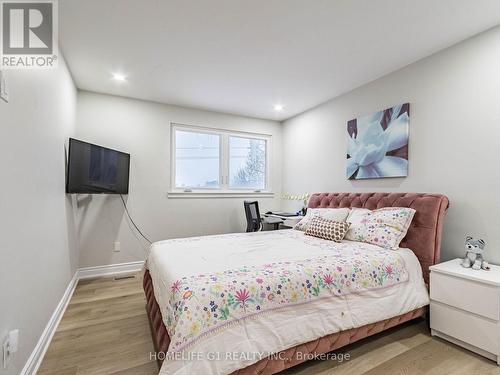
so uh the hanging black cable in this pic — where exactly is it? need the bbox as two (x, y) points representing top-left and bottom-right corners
(119, 194), (152, 244)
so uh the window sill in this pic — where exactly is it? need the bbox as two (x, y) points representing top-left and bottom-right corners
(167, 191), (275, 199)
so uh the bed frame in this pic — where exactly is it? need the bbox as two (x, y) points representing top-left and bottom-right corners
(144, 192), (449, 374)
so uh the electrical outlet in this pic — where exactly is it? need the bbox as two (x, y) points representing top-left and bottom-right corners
(0, 70), (9, 103)
(113, 241), (121, 252)
(3, 330), (19, 368)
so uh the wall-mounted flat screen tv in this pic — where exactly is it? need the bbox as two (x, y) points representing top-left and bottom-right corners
(66, 138), (130, 194)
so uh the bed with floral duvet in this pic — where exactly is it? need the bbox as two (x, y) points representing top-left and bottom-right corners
(144, 192), (449, 375)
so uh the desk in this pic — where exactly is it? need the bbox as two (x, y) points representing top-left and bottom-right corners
(262, 213), (303, 229)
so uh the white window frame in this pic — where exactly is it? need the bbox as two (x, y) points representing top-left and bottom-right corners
(169, 123), (273, 198)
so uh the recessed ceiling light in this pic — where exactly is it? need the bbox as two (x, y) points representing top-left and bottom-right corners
(274, 104), (284, 111)
(112, 73), (127, 82)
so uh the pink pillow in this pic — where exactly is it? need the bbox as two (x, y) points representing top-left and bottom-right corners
(345, 207), (416, 249)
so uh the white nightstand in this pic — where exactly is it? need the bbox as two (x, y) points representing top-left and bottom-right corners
(430, 258), (500, 365)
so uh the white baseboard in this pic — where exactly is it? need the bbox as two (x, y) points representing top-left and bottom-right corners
(20, 260), (145, 374)
(77, 261), (145, 280)
(20, 272), (79, 375)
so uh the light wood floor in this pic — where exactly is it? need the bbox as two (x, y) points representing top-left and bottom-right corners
(39, 273), (500, 375)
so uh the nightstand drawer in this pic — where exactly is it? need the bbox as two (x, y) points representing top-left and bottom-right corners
(430, 272), (499, 320)
(431, 302), (499, 354)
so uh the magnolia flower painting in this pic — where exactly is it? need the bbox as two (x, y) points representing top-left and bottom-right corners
(347, 103), (409, 179)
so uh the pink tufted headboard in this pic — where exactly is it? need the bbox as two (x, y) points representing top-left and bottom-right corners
(308, 193), (449, 284)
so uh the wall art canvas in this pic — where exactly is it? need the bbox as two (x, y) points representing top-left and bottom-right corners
(347, 103), (409, 180)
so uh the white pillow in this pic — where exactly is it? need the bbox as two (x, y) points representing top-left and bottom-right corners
(344, 207), (416, 249)
(294, 208), (350, 231)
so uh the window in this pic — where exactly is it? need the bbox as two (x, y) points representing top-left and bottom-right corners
(174, 129), (220, 188)
(171, 124), (271, 195)
(229, 136), (266, 189)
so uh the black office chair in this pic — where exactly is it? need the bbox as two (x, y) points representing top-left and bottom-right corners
(244, 201), (263, 232)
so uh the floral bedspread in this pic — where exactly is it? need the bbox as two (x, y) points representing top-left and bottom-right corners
(163, 237), (409, 353)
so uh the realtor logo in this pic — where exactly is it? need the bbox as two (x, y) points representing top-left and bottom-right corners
(1, 0), (58, 69)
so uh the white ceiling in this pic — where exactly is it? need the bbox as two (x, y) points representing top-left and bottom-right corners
(60, 0), (500, 121)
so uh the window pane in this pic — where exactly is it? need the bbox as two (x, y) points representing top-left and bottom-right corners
(229, 136), (266, 189)
(175, 130), (220, 188)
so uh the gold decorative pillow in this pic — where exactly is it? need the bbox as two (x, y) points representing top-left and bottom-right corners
(293, 208), (350, 231)
(305, 217), (351, 242)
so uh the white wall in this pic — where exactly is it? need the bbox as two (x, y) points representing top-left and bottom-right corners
(75, 91), (282, 267)
(0, 57), (77, 374)
(282, 26), (500, 264)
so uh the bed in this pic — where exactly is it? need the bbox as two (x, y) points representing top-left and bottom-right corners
(144, 192), (449, 375)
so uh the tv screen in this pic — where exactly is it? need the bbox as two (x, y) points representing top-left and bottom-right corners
(66, 138), (130, 194)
